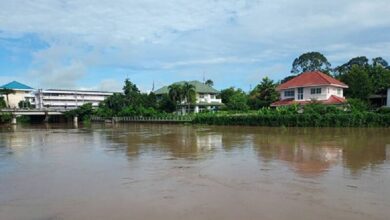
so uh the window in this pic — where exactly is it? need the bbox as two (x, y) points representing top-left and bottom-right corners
(284, 90), (295, 97)
(199, 94), (204, 98)
(337, 88), (341, 95)
(310, 88), (322, 94)
(297, 88), (304, 100)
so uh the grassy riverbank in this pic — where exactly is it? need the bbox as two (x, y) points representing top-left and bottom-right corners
(192, 104), (390, 127)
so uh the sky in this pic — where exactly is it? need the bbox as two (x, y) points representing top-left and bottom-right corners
(0, 0), (390, 92)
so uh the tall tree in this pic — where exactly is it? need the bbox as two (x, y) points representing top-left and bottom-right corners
(368, 65), (390, 95)
(168, 84), (184, 104)
(334, 56), (369, 77)
(291, 52), (331, 74)
(248, 77), (279, 109)
(0, 88), (15, 108)
(372, 57), (389, 68)
(341, 65), (372, 100)
(205, 79), (214, 87)
(182, 82), (196, 113)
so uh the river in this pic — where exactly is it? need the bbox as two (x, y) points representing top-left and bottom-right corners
(0, 123), (389, 220)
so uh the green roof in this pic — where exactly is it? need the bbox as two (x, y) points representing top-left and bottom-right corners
(154, 80), (219, 95)
(0, 81), (34, 90)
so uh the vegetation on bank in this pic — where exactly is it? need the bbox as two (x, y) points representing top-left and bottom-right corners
(193, 102), (390, 127)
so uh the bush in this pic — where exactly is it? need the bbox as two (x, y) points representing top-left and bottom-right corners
(193, 110), (390, 127)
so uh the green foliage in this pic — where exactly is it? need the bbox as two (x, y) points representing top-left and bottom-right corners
(205, 79), (214, 87)
(194, 106), (390, 127)
(18, 100), (32, 109)
(248, 77), (279, 109)
(0, 97), (6, 109)
(157, 94), (176, 113)
(65, 103), (94, 121)
(368, 65), (390, 95)
(376, 107), (390, 114)
(0, 113), (12, 123)
(347, 98), (370, 112)
(334, 56), (369, 76)
(220, 87), (249, 111)
(341, 65), (372, 100)
(291, 52), (331, 74)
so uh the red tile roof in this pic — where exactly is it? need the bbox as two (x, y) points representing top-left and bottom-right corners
(277, 71), (348, 91)
(271, 95), (346, 107)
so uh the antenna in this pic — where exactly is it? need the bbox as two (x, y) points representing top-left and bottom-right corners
(152, 81), (155, 92)
(203, 72), (206, 83)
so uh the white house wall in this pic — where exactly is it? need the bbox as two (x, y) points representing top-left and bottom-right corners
(280, 86), (344, 101)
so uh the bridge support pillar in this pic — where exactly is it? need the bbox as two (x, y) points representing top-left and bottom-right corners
(44, 113), (49, 123)
(11, 115), (17, 125)
(73, 116), (78, 124)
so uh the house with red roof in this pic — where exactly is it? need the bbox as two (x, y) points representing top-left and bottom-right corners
(271, 71), (348, 107)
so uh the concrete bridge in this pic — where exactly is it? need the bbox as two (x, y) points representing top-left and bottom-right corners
(0, 108), (77, 124)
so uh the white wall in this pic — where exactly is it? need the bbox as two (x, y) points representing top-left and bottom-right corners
(280, 86), (344, 101)
(3, 91), (32, 108)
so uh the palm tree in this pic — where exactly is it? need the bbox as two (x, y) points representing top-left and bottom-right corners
(168, 84), (183, 104)
(182, 82), (196, 113)
(205, 79), (214, 87)
(0, 88), (15, 108)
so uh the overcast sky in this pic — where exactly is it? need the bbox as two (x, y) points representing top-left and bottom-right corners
(1, 0), (390, 92)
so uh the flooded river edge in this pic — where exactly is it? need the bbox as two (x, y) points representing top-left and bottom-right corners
(1, 123), (389, 220)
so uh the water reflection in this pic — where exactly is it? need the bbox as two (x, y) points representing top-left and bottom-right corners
(1, 124), (389, 176)
(96, 124), (390, 176)
(1, 124), (390, 220)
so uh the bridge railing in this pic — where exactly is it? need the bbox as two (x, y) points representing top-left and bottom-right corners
(91, 116), (193, 123)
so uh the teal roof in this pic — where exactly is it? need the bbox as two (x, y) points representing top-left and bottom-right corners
(154, 80), (219, 95)
(0, 81), (34, 90)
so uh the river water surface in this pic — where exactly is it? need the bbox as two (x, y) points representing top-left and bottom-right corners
(0, 124), (389, 220)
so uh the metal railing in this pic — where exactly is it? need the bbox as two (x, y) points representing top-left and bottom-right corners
(91, 116), (193, 123)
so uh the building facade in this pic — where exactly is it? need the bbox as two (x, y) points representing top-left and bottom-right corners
(33, 89), (113, 109)
(0, 81), (35, 108)
(271, 71), (348, 107)
(154, 80), (223, 113)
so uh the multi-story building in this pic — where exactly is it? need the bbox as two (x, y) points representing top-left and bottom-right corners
(271, 71), (348, 107)
(33, 89), (113, 109)
(154, 80), (223, 113)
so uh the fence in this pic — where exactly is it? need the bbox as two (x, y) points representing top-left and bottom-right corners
(91, 116), (193, 123)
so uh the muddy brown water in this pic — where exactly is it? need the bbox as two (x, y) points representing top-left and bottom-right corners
(0, 123), (389, 220)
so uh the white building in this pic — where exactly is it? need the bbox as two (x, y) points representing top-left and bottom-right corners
(154, 80), (223, 113)
(271, 71), (348, 107)
(0, 81), (35, 108)
(33, 89), (113, 109)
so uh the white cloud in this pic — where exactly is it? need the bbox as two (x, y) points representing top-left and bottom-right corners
(0, 0), (390, 89)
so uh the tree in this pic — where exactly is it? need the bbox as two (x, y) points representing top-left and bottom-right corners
(226, 89), (249, 111)
(182, 82), (196, 113)
(368, 65), (390, 95)
(291, 52), (331, 74)
(0, 97), (6, 109)
(341, 65), (372, 100)
(168, 84), (183, 104)
(372, 57), (389, 68)
(220, 87), (249, 111)
(157, 94), (176, 113)
(0, 88), (15, 108)
(123, 78), (140, 96)
(220, 87), (236, 104)
(334, 56), (369, 77)
(205, 79), (214, 87)
(18, 100), (32, 109)
(248, 77), (279, 109)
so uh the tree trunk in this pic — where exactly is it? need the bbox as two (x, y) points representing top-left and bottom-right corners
(6, 94), (9, 108)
